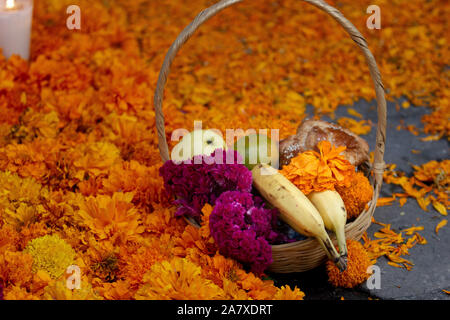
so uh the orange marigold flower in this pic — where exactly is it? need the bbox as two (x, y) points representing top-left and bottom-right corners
(72, 141), (121, 180)
(280, 141), (355, 194)
(3, 285), (38, 300)
(0, 225), (20, 253)
(326, 240), (371, 288)
(237, 270), (278, 300)
(71, 192), (144, 243)
(336, 171), (373, 219)
(94, 279), (134, 300)
(120, 244), (166, 289)
(184, 250), (247, 296)
(0, 251), (34, 287)
(17, 222), (49, 250)
(0, 171), (49, 230)
(100, 161), (170, 209)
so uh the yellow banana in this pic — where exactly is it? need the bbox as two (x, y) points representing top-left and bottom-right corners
(251, 164), (347, 271)
(307, 190), (348, 258)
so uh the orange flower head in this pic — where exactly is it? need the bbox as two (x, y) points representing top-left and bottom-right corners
(280, 140), (355, 194)
(336, 171), (373, 219)
(0, 251), (33, 287)
(72, 192), (144, 243)
(326, 240), (371, 288)
(135, 258), (226, 300)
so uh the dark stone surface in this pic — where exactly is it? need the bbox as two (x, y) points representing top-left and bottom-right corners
(270, 98), (450, 300)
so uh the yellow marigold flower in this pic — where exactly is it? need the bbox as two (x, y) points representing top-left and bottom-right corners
(0, 141), (50, 181)
(0, 170), (45, 205)
(135, 258), (226, 300)
(13, 109), (60, 141)
(25, 234), (76, 279)
(30, 270), (52, 295)
(143, 203), (185, 236)
(3, 203), (46, 230)
(0, 171), (49, 229)
(42, 279), (103, 300)
(220, 278), (250, 300)
(94, 279), (133, 300)
(4, 285), (38, 300)
(0, 224), (20, 253)
(336, 172), (373, 219)
(0, 171), (50, 230)
(326, 240), (371, 288)
(273, 285), (305, 300)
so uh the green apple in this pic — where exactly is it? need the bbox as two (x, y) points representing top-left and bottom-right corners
(171, 129), (226, 162)
(233, 133), (279, 170)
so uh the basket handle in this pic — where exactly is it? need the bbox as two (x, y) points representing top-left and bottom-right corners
(153, 0), (387, 191)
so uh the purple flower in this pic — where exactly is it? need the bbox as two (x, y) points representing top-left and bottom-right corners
(0, 280), (3, 300)
(209, 191), (289, 275)
(159, 149), (252, 219)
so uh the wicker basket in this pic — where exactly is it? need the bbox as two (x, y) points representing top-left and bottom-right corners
(153, 0), (387, 273)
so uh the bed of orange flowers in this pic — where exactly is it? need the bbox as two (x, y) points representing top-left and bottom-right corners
(0, 0), (448, 299)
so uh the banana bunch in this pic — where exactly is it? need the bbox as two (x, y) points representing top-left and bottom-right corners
(251, 164), (348, 271)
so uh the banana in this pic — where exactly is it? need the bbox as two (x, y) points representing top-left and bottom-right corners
(307, 190), (348, 258)
(251, 164), (347, 271)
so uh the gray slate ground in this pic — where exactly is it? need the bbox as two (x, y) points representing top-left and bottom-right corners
(269, 98), (450, 300)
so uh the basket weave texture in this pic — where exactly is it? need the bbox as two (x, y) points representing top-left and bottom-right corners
(153, 0), (387, 273)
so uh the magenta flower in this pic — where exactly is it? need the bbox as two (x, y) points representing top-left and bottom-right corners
(209, 191), (289, 275)
(159, 149), (252, 219)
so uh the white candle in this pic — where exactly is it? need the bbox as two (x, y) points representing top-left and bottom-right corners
(0, 0), (33, 60)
